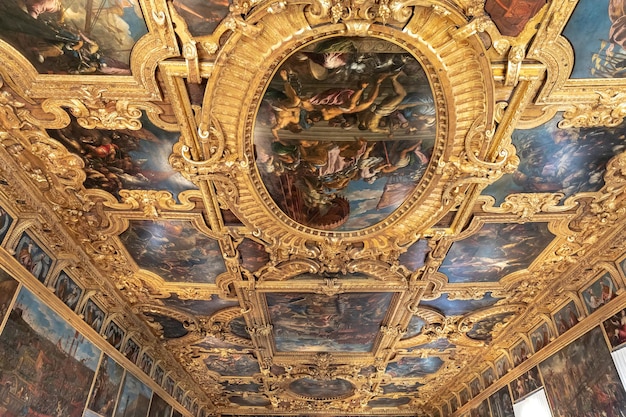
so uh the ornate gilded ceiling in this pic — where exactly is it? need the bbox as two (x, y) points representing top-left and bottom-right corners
(1, 0), (626, 415)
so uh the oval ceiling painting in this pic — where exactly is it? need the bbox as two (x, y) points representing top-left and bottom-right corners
(254, 37), (436, 231)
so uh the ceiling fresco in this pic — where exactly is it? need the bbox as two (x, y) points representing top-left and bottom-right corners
(1, 0), (626, 416)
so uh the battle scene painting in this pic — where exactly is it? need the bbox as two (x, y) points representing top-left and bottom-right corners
(419, 293), (501, 317)
(14, 232), (52, 284)
(266, 292), (394, 352)
(54, 271), (83, 311)
(0, 269), (19, 325)
(553, 299), (580, 336)
(439, 222), (553, 283)
(563, 0), (626, 78)
(385, 356), (444, 378)
(603, 307), (626, 349)
(204, 353), (260, 377)
(581, 272), (618, 314)
(0, 0), (147, 74)
(538, 327), (626, 416)
(484, 115), (626, 203)
(466, 312), (516, 342)
(0, 287), (101, 417)
(254, 37), (436, 231)
(114, 372), (152, 417)
(120, 220), (227, 284)
(86, 354), (125, 417)
(48, 116), (195, 199)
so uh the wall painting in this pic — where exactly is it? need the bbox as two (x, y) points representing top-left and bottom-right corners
(255, 37), (436, 231)
(495, 355), (511, 379)
(114, 372), (152, 417)
(0, 268), (19, 325)
(510, 339), (531, 367)
(148, 393), (173, 417)
(122, 337), (140, 363)
(489, 385), (514, 417)
(120, 220), (226, 284)
(0, 287), (101, 417)
(266, 292), (394, 352)
(510, 366), (542, 402)
(603, 307), (626, 349)
(86, 353), (125, 417)
(482, 367), (496, 389)
(484, 0), (546, 37)
(539, 326), (626, 416)
(104, 320), (125, 350)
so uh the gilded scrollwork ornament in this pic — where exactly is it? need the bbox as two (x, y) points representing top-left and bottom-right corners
(559, 92), (626, 129)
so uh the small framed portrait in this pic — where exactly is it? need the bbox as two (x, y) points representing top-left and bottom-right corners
(139, 352), (154, 375)
(54, 271), (83, 311)
(153, 365), (165, 386)
(122, 337), (140, 363)
(495, 355), (511, 379)
(553, 299), (580, 336)
(450, 395), (459, 412)
(460, 387), (470, 405)
(581, 272), (617, 314)
(510, 367), (542, 402)
(469, 377), (482, 398)
(83, 298), (106, 333)
(0, 205), (14, 245)
(482, 366), (496, 389)
(529, 322), (552, 353)
(510, 339), (531, 367)
(164, 376), (175, 395)
(603, 307), (626, 350)
(103, 320), (125, 350)
(15, 232), (52, 283)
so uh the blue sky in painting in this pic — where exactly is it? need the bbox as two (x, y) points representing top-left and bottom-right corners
(13, 287), (101, 370)
(563, 0), (616, 78)
(419, 293), (501, 317)
(338, 178), (397, 231)
(385, 356), (444, 378)
(484, 115), (626, 204)
(439, 222), (553, 283)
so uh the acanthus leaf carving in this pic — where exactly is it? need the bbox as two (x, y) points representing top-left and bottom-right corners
(559, 91), (626, 129)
